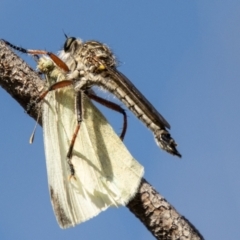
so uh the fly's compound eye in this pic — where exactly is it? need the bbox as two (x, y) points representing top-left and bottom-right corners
(64, 37), (77, 53)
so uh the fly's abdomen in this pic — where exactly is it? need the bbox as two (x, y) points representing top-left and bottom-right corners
(82, 72), (181, 157)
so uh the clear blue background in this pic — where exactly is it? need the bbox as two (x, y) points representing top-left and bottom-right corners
(0, 1), (240, 239)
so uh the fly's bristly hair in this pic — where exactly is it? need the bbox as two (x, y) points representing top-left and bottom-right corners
(58, 37), (181, 158)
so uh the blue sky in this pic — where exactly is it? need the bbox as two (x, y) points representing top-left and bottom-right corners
(1, 1), (240, 239)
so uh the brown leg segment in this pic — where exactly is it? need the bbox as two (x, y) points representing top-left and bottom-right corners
(87, 91), (127, 140)
(66, 91), (83, 177)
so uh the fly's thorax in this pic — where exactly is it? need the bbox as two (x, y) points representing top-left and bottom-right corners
(73, 75), (94, 91)
(81, 41), (117, 68)
(72, 69), (111, 92)
(60, 39), (117, 72)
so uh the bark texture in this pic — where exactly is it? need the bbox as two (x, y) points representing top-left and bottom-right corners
(0, 40), (204, 240)
(0, 40), (43, 123)
(127, 179), (204, 239)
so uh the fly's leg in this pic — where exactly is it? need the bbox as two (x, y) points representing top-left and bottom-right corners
(86, 90), (127, 140)
(27, 80), (73, 114)
(2, 39), (70, 72)
(67, 91), (83, 178)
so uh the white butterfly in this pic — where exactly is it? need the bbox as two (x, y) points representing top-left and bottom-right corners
(38, 57), (144, 228)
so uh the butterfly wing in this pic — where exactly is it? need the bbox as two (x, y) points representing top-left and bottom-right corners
(43, 86), (144, 228)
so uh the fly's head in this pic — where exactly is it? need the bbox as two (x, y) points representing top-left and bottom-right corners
(63, 37), (83, 56)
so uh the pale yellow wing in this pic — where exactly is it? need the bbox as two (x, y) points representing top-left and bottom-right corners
(41, 58), (144, 228)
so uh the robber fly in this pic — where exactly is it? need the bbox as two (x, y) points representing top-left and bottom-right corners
(3, 37), (181, 157)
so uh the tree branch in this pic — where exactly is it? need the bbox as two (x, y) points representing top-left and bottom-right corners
(0, 40), (204, 240)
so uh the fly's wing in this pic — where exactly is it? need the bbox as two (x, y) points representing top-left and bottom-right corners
(42, 84), (144, 228)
